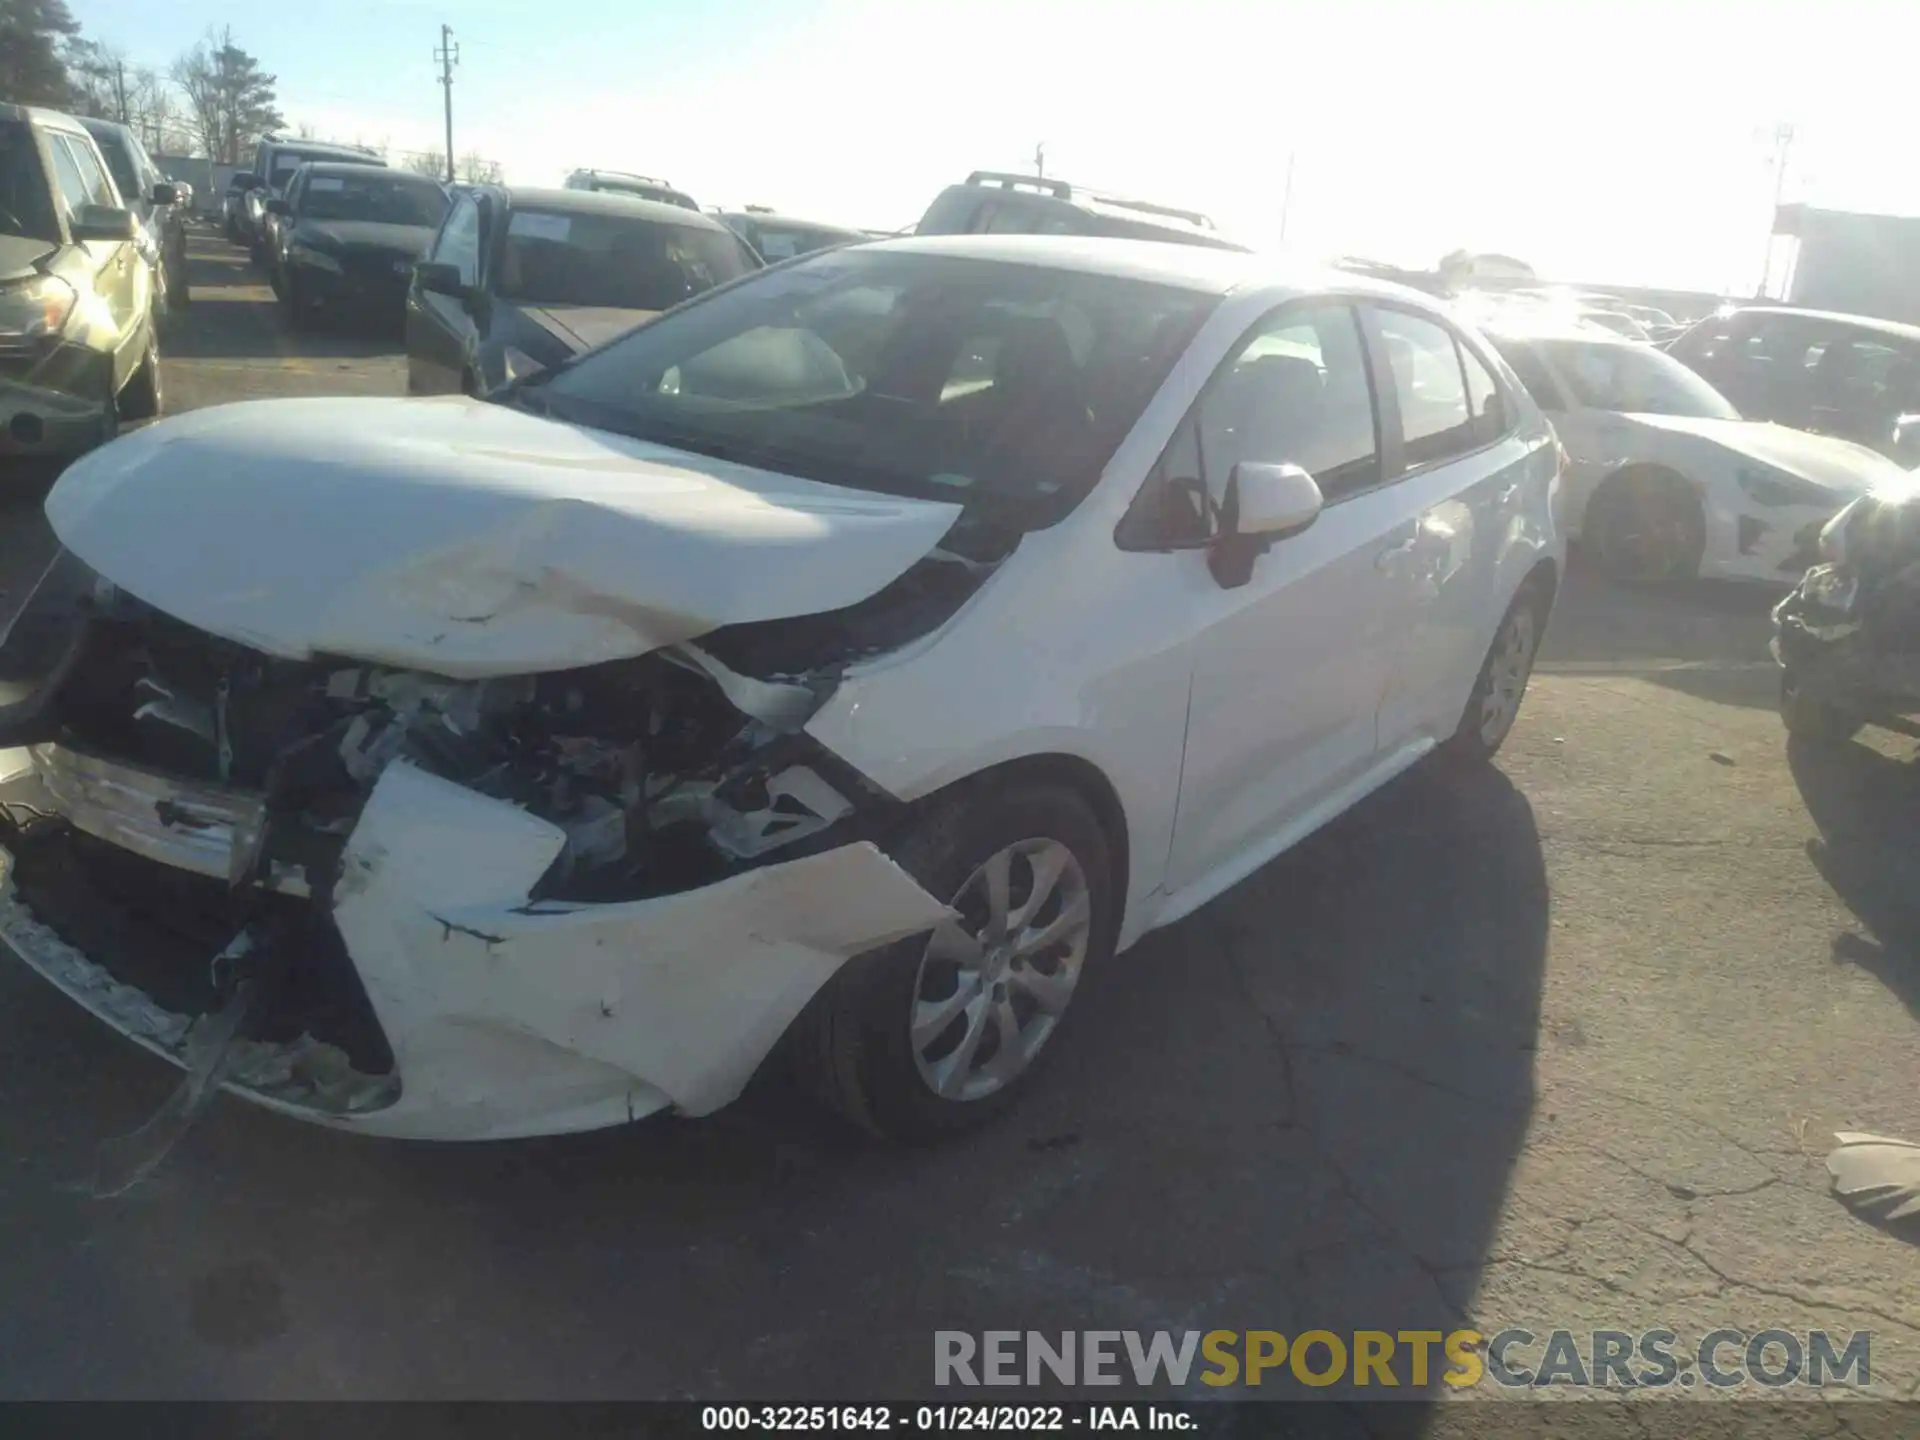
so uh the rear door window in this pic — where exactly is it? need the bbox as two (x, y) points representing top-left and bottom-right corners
(1373, 308), (1476, 469)
(1491, 339), (1567, 411)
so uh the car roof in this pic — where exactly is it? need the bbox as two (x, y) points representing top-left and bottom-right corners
(487, 185), (731, 229)
(263, 138), (384, 160)
(724, 210), (865, 237)
(299, 161), (433, 179)
(77, 115), (134, 141)
(0, 102), (92, 136)
(1723, 305), (1920, 345)
(855, 234), (1429, 303)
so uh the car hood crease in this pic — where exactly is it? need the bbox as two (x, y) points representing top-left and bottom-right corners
(45, 396), (965, 677)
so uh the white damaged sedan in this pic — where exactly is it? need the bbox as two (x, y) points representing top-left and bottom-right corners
(1486, 327), (1911, 584)
(0, 236), (1562, 1149)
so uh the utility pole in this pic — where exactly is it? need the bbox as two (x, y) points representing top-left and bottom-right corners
(1758, 122), (1794, 298)
(435, 24), (459, 184)
(111, 58), (128, 126)
(1278, 149), (1297, 242)
(1034, 142), (1045, 179)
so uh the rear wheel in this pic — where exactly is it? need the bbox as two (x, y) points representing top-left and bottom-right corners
(1780, 668), (1863, 743)
(1586, 467), (1705, 584)
(794, 782), (1115, 1141)
(116, 327), (162, 424)
(1445, 579), (1547, 763)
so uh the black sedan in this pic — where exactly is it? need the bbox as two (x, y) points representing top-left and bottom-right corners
(405, 185), (760, 396)
(269, 165), (449, 330)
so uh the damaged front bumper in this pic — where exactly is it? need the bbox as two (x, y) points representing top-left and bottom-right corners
(0, 747), (949, 1140)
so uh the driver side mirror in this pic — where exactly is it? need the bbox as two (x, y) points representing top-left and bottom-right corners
(414, 260), (470, 300)
(1208, 462), (1323, 589)
(150, 182), (179, 206)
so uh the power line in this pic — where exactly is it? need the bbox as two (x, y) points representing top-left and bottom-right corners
(433, 23), (459, 185)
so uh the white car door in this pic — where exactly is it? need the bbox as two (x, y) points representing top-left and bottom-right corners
(1367, 306), (1540, 748)
(1157, 301), (1400, 896)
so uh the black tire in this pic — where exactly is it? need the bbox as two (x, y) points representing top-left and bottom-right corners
(1586, 467), (1705, 585)
(283, 274), (313, 331)
(1444, 577), (1549, 764)
(116, 327), (162, 424)
(1780, 669), (1863, 744)
(793, 781), (1117, 1142)
(248, 237), (268, 270)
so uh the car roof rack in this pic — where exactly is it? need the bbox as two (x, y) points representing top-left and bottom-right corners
(960, 169), (1215, 229)
(743, 203), (775, 213)
(580, 168), (679, 188)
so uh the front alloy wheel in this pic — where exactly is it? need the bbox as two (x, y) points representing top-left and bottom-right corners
(795, 782), (1114, 1140)
(910, 838), (1092, 1102)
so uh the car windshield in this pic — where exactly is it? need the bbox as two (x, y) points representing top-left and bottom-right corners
(272, 151), (371, 189)
(496, 210), (755, 310)
(530, 248), (1217, 524)
(301, 172), (447, 226)
(0, 121), (58, 242)
(1532, 337), (1741, 419)
(742, 221), (857, 261)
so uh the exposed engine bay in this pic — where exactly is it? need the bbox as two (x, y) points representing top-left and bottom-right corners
(1774, 484), (1920, 720)
(0, 530), (1011, 1177)
(0, 535), (1020, 908)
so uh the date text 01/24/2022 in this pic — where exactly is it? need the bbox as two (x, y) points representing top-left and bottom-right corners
(700, 1405), (1196, 1431)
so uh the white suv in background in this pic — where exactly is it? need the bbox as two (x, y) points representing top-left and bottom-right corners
(0, 236), (1562, 1149)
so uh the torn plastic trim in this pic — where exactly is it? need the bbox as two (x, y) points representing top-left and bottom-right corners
(22, 742), (311, 895)
(330, 762), (956, 1124)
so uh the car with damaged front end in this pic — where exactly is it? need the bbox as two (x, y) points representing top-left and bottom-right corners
(0, 235), (1563, 1155)
(1774, 472), (1920, 742)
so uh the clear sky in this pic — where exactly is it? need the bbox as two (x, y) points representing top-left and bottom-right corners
(71, 0), (1920, 293)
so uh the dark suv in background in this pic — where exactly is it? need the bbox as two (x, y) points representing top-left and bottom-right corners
(78, 116), (188, 319)
(237, 136), (387, 264)
(406, 185), (758, 396)
(914, 170), (1250, 251)
(269, 163), (449, 329)
(1, 103), (160, 463)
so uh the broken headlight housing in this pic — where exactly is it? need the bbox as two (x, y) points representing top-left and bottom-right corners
(0, 275), (77, 344)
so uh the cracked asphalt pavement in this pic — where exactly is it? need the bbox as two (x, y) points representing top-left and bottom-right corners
(1, 230), (1917, 1414)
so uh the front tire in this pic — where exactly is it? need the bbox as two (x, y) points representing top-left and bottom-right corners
(1780, 668), (1863, 743)
(1445, 578), (1548, 763)
(1586, 467), (1705, 584)
(116, 327), (162, 424)
(794, 781), (1116, 1141)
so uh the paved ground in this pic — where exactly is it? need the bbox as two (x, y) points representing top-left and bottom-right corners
(1, 230), (1917, 1415)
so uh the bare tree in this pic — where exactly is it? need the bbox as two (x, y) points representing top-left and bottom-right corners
(170, 27), (284, 164)
(402, 150), (447, 178)
(61, 36), (125, 120)
(458, 150), (501, 184)
(294, 119), (316, 140)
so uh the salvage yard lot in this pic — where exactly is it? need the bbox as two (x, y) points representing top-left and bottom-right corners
(1, 228), (1918, 1409)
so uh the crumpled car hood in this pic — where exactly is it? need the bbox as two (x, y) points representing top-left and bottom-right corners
(45, 396), (963, 677)
(1622, 413), (1903, 495)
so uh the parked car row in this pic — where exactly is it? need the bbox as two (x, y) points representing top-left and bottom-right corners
(1, 102), (172, 461)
